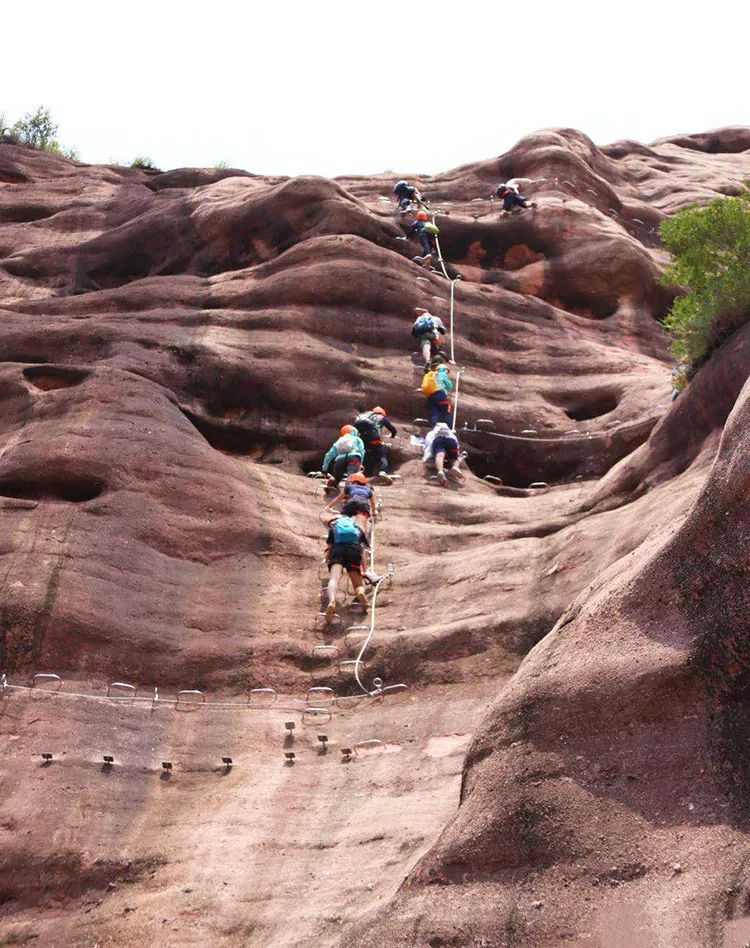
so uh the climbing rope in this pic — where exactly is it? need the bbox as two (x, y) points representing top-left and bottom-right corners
(448, 276), (461, 365)
(452, 369), (462, 432)
(429, 211), (464, 428)
(433, 225), (450, 281)
(315, 471), (392, 697)
(351, 497), (392, 696)
(354, 572), (386, 696)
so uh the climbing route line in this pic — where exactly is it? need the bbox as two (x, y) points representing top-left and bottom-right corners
(0, 672), (407, 719)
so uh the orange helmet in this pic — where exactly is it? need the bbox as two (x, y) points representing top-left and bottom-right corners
(371, 406), (387, 415)
(340, 424), (355, 435)
(347, 472), (368, 485)
(416, 211), (429, 221)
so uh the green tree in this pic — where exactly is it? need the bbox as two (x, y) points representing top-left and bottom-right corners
(11, 106), (58, 150)
(130, 155), (159, 170)
(4, 106), (78, 159)
(660, 186), (750, 364)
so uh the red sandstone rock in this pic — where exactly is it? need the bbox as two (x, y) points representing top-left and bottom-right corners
(1, 127), (749, 946)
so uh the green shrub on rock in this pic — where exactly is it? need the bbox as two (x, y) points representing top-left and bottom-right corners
(660, 186), (750, 365)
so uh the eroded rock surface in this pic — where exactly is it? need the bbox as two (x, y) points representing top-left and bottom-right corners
(1, 127), (750, 947)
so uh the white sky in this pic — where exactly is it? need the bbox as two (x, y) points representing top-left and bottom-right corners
(3, 0), (748, 178)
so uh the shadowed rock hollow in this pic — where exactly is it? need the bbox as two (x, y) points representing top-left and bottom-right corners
(1, 126), (750, 947)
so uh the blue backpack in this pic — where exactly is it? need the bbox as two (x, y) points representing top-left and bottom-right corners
(412, 315), (434, 337)
(332, 516), (361, 545)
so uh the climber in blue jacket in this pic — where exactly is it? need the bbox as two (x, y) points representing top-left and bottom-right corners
(323, 515), (370, 621)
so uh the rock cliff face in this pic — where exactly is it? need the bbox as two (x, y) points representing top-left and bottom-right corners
(1, 127), (750, 947)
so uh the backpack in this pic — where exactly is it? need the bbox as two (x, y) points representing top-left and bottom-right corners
(411, 315), (434, 337)
(421, 371), (439, 396)
(423, 222), (439, 237)
(334, 435), (355, 455)
(332, 516), (361, 545)
(354, 414), (379, 439)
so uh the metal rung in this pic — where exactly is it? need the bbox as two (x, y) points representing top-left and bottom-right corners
(382, 683), (409, 701)
(354, 739), (382, 751)
(529, 482), (549, 489)
(338, 660), (365, 676)
(302, 706), (332, 726)
(107, 681), (136, 700)
(476, 419), (495, 429)
(32, 673), (62, 691)
(484, 475), (503, 484)
(312, 644), (340, 662)
(521, 429), (538, 435)
(306, 686), (335, 706)
(248, 687), (277, 708)
(177, 689), (206, 704)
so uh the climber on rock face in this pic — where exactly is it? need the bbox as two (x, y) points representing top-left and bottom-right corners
(407, 211), (440, 265)
(321, 425), (365, 489)
(393, 179), (424, 212)
(354, 407), (397, 483)
(420, 359), (453, 427)
(423, 422), (464, 487)
(412, 310), (447, 369)
(493, 177), (543, 213)
(328, 472), (376, 536)
(324, 514), (370, 621)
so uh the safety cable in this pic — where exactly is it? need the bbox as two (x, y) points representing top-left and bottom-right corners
(451, 369), (462, 432)
(430, 211), (463, 427)
(354, 572), (385, 696)
(448, 276), (459, 365)
(433, 229), (451, 281)
(0, 676), (403, 716)
(317, 476), (390, 697)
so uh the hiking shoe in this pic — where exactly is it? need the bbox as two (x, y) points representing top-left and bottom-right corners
(324, 602), (336, 623)
(356, 590), (369, 612)
(437, 471), (448, 487)
(378, 472), (394, 485)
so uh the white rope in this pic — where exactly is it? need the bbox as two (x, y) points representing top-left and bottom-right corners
(0, 679), (404, 716)
(1, 682), (301, 714)
(352, 499), (391, 695)
(451, 369), (462, 431)
(433, 230), (450, 281)
(354, 574), (385, 696)
(368, 501), (376, 573)
(449, 277), (457, 364)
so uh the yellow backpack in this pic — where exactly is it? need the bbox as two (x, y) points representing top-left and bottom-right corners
(421, 371), (439, 396)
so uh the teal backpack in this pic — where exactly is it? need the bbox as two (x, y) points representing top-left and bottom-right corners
(332, 516), (361, 545)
